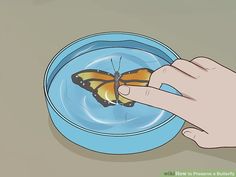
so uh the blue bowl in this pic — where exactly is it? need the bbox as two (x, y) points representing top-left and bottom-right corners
(44, 32), (185, 154)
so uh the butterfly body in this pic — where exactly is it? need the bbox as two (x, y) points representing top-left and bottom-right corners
(72, 59), (153, 107)
(114, 71), (121, 103)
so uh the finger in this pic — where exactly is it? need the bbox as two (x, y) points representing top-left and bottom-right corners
(118, 85), (190, 117)
(148, 65), (194, 93)
(171, 59), (206, 78)
(191, 56), (218, 70)
(182, 128), (209, 148)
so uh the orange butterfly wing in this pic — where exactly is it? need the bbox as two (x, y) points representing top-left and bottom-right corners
(93, 82), (117, 107)
(119, 68), (153, 106)
(71, 69), (117, 107)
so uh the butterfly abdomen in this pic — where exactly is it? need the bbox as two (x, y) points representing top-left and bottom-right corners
(114, 71), (121, 104)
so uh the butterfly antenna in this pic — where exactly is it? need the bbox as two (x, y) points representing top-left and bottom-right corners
(118, 56), (122, 72)
(111, 58), (116, 72)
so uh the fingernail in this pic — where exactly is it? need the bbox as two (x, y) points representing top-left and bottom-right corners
(183, 130), (192, 137)
(118, 85), (130, 95)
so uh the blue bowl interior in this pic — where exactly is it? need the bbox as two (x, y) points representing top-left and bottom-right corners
(46, 33), (180, 136)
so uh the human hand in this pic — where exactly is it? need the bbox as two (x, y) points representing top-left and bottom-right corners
(118, 57), (236, 148)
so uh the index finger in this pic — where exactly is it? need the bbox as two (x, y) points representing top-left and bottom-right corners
(118, 85), (194, 123)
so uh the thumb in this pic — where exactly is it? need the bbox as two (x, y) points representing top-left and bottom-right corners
(118, 85), (189, 117)
(182, 128), (209, 148)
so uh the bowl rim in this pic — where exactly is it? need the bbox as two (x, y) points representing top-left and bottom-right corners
(43, 31), (183, 137)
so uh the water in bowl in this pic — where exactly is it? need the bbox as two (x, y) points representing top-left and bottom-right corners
(48, 47), (177, 135)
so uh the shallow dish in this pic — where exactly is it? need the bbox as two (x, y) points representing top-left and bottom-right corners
(44, 32), (185, 154)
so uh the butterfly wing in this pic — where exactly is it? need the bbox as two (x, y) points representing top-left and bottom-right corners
(119, 68), (153, 106)
(71, 69), (117, 107)
(93, 82), (117, 107)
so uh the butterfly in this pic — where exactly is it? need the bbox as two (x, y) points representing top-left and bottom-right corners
(71, 57), (153, 107)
